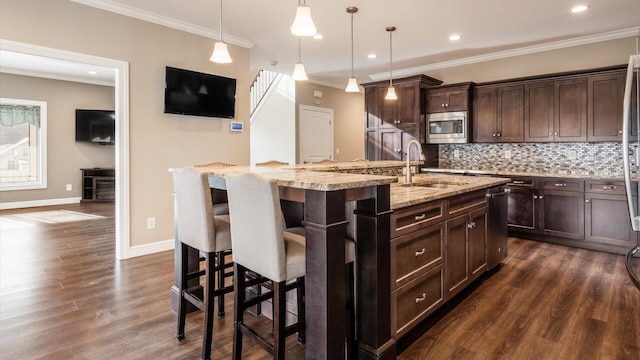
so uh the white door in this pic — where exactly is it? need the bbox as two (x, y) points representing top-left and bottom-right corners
(299, 105), (334, 163)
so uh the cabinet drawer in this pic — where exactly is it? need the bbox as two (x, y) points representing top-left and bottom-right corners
(447, 190), (487, 217)
(585, 180), (625, 195)
(391, 201), (445, 238)
(506, 176), (537, 188)
(391, 223), (444, 290)
(391, 264), (444, 338)
(540, 178), (584, 192)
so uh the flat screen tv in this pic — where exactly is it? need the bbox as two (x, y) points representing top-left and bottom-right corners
(75, 109), (115, 145)
(164, 66), (236, 119)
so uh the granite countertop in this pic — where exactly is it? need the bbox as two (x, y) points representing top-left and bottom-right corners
(196, 165), (398, 191)
(390, 174), (509, 209)
(421, 167), (625, 180)
(284, 160), (421, 172)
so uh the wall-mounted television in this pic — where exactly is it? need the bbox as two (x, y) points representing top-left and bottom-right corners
(164, 66), (236, 119)
(75, 109), (115, 145)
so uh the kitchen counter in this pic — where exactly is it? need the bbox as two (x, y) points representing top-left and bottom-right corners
(421, 167), (625, 180)
(390, 174), (509, 209)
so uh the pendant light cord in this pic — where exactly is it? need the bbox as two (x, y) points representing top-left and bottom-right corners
(350, 12), (354, 77)
(219, 0), (224, 42)
(389, 29), (393, 87)
(298, 37), (302, 62)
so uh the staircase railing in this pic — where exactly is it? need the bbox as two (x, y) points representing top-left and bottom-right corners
(250, 69), (279, 118)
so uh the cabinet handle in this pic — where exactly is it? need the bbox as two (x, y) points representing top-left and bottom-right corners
(497, 133), (501, 137)
(445, 103), (449, 107)
(415, 248), (426, 256)
(549, 132), (553, 136)
(586, 199), (590, 203)
(414, 213), (427, 221)
(603, 185), (617, 190)
(554, 183), (567, 187)
(533, 195), (538, 199)
(512, 180), (525, 184)
(467, 221), (476, 229)
(492, 133), (497, 137)
(441, 104), (445, 108)
(555, 132), (559, 136)
(539, 195), (544, 199)
(619, 130), (623, 134)
(415, 293), (427, 303)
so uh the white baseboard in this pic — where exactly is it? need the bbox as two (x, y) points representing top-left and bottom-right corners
(0, 197), (82, 210)
(127, 238), (174, 258)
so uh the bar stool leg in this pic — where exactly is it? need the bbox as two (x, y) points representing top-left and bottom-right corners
(176, 242), (189, 340)
(296, 277), (306, 344)
(232, 263), (246, 360)
(216, 250), (225, 318)
(273, 281), (287, 360)
(202, 253), (216, 360)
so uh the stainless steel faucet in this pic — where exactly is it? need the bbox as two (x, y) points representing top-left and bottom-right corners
(406, 140), (426, 184)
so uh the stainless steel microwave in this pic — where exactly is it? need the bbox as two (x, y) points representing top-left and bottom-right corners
(426, 111), (468, 144)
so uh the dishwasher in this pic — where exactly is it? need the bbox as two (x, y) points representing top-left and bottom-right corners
(486, 185), (510, 269)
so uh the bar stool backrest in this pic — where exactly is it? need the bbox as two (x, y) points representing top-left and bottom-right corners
(226, 173), (288, 282)
(172, 166), (218, 253)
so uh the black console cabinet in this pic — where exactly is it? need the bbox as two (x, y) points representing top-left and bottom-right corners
(81, 168), (115, 202)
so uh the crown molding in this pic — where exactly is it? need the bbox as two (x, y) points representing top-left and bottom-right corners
(369, 27), (640, 81)
(70, 0), (255, 49)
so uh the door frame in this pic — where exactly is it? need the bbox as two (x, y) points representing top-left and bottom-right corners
(298, 104), (334, 163)
(1, 39), (131, 260)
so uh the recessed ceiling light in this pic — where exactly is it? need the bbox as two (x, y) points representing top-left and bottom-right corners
(571, 4), (589, 13)
(88, 71), (97, 75)
(313, 34), (323, 40)
(367, 54), (377, 59)
(449, 34), (461, 41)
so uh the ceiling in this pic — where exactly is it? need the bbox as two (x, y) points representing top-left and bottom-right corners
(2, 0), (639, 88)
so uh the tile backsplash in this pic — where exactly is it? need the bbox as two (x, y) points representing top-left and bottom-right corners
(438, 142), (624, 176)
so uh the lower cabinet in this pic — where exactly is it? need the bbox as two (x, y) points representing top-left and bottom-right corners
(390, 190), (493, 339)
(507, 177), (637, 255)
(445, 207), (487, 299)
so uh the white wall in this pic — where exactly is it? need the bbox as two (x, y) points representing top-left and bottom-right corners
(250, 75), (296, 165)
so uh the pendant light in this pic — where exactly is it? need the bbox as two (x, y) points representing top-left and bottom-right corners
(210, 0), (232, 63)
(345, 7), (359, 93)
(385, 26), (397, 100)
(290, 0), (317, 36)
(291, 38), (308, 81)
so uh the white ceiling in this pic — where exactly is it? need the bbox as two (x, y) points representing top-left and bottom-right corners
(2, 0), (639, 88)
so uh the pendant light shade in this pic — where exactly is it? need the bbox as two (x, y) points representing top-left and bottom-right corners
(291, 38), (308, 81)
(290, 1), (317, 36)
(211, 41), (232, 63)
(345, 6), (359, 93)
(385, 26), (397, 100)
(292, 62), (309, 80)
(345, 77), (359, 92)
(210, 0), (232, 64)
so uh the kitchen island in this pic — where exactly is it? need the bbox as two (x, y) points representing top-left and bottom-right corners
(171, 161), (509, 359)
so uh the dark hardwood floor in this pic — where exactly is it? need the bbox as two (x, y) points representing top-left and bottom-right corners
(0, 203), (638, 359)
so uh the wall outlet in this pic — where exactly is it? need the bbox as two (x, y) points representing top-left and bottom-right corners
(454, 149), (460, 158)
(567, 150), (577, 160)
(66, 184), (72, 191)
(336, 148), (340, 155)
(504, 150), (512, 159)
(146, 217), (156, 230)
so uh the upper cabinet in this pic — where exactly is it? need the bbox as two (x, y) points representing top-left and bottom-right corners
(474, 66), (626, 143)
(473, 84), (524, 143)
(425, 83), (473, 113)
(363, 75), (442, 161)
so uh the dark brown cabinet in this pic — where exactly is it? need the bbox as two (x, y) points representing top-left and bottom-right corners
(524, 81), (555, 142)
(539, 189), (584, 240)
(363, 75), (442, 161)
(587, 72), (625, 141)
(584, 180), (638, 251)
(554, 77), (588, 141)
(473, 84), (524, 142)
(425, 83), (472, 113)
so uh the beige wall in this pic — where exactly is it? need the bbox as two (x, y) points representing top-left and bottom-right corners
(0, 73), (115, 203)
(427, 37), (637, 85)
(0, 0), (250, 247)
(295, 82), (364, 162)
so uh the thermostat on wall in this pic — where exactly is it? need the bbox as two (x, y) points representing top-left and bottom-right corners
(230, 122), (243, 132)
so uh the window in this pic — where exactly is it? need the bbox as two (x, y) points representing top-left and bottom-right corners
(0, 98), (47, 191)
